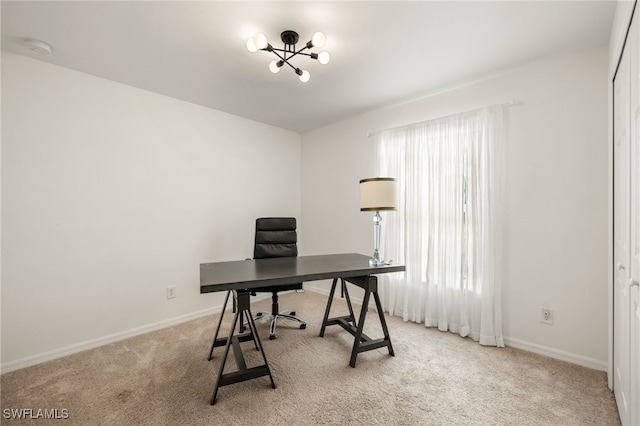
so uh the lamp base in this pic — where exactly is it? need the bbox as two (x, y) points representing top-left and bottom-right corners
(369, 258), (386, 267)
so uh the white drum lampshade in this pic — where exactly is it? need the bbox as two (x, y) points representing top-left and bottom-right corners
(360, 178), (397, 211)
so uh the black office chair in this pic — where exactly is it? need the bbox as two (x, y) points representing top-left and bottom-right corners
(251, 217), (307, 340)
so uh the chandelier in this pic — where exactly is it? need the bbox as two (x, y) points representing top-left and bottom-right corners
(245, 30), (330, 83)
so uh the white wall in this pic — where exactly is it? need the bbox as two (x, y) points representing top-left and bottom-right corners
(1, 52), (302, 370)
(301, 47), (609, 369)
(1, 45), (611, 372)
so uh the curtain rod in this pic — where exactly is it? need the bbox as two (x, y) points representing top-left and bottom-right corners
(366, 99), (519, 138)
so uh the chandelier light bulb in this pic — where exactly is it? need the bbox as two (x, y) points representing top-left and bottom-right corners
(299, 70), (310, 83)
(311, 32), (326, 48)
(245, 38), (258, 53)
(252, 33), (268, 50)
(269, 60), (281, 73)
(317, 51), (331, 65)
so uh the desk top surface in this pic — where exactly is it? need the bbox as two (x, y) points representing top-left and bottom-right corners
(200, 253), (405, 293)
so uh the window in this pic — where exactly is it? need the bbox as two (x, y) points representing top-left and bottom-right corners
(376, 106), (504, 347)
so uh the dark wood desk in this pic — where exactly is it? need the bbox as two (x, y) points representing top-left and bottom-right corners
(200, 253), (405, 405)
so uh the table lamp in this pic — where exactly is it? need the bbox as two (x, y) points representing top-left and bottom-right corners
(360, 177), (397, 266)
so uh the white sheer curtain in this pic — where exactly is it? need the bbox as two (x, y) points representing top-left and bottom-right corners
(377, 106), (504, 347)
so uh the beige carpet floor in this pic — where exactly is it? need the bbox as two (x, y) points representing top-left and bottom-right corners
(1, 290), (620, 425)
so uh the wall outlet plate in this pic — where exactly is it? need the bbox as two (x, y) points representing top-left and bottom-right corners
(167, 286), (176, 299)
(540, 307), (553, 325)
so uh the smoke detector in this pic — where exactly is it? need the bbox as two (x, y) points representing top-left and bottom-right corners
(25, 39), (52, 55)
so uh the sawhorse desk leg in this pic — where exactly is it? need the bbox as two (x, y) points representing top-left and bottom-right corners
(320, 276), (394, 368)
(208, 291), (257, 361)
(208, 290), (275, 405)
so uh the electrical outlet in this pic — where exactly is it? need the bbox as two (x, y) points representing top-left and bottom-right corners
(540, 307), (553, 325)
(166, 286), (176, 299)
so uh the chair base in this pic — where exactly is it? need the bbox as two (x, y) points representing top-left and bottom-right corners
(254, 310), (307, 340)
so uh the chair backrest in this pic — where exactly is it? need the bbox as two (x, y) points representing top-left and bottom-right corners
(253, 217), (298, 259)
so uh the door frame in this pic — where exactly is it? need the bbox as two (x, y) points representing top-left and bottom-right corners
(610, 0), (637, 391)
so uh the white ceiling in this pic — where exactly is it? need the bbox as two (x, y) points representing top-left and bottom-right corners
(1, 1), (616, 133)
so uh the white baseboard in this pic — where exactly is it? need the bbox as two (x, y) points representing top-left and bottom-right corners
(305, 286), (607, 372)
(304, 282), (367, 304)
(503, 336), (607, 371)
(304, 282), (343, 297)
(0, 293), (271, 374)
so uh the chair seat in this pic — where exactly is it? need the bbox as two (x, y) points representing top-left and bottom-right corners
(250, 281), (305, 339)
(252, 283), (303, 294)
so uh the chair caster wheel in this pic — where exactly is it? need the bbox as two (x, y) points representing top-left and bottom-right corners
(290, 311), (296, 316)
(300, 324), (306, 330)
(269, 335), (276, 340)
(256, 312), (264, 318)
